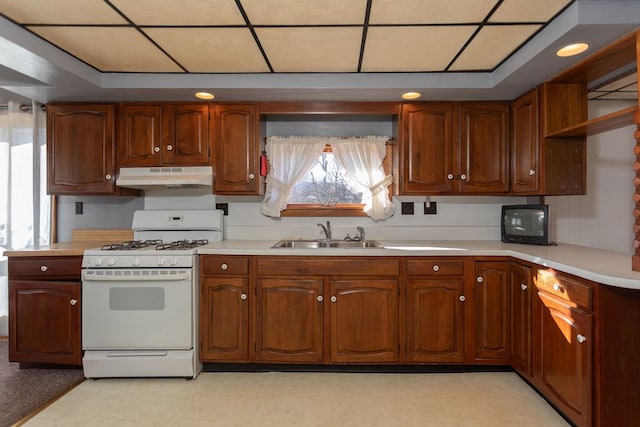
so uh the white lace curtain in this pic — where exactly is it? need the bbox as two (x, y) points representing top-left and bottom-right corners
(261, 135), (395, 221)
(0, 100), (49, 335)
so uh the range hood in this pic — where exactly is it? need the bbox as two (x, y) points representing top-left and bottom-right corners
(116, 166), (213, 189)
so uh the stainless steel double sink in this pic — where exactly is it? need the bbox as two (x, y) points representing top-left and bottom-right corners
(271, 239), (383, 249)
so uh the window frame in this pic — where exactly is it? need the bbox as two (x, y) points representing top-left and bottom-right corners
(280, 140), (395, 217)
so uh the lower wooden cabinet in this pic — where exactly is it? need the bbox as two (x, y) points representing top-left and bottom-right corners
(255, 277), (323, 363)
(199, 256), (251, 362)
(405, 258), (467, 363)
(509, 262), (532, 377)
(533, 268), (593, 427)
(474, 260), (510, 363)
(330, 278), (399, 363)
(8, 256), (82, 366)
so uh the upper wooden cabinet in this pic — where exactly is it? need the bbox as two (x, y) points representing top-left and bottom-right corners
(399, 102), (508, 194)
(47, 104), (129, 195)
(511, 89), (586, 195)
(211, 104), (262, 194)
(119, 103), (210, 166)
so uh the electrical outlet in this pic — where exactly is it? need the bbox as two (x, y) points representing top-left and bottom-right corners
(75, 201), (83, 215)
(424, 201), (437, 215)
(401, 202), (414, 215)
(215, 203), (229, 216)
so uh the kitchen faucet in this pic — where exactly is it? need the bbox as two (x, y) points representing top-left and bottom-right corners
(356, 226), (365, 241)
(317, 221), (331, 240)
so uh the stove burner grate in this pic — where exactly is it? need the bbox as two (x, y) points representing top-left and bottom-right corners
(156, 239), (209, 250)
(100, 240), (163, 251)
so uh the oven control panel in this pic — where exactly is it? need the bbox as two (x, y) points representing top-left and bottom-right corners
(82, 254), (195, 269)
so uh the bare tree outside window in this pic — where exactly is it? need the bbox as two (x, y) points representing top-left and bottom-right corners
(289, 152), (363, 205)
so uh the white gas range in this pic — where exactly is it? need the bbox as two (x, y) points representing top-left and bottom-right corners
(81, 209), (223, 379)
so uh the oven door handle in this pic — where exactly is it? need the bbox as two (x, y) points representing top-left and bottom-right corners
(82, 269), (191, 281)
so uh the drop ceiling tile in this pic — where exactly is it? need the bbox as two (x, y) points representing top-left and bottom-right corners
(490, 0), (572, 22)
(0, 0), (126, 24)
(145, 28), (269, 72)
(361, 26), (477, 72)
(242, 0), (367, 25)
(27, 27), (182, 72)
(449, 25), (541, 70)
(109, 0), (245, 26)
(256, 27), (362, 72)
(369, 0), (497, 24)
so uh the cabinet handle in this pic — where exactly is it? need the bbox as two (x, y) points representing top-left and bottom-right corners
(432, 265), (440, 272)
(520, 283), (528, 291)
(529, 169), (536, 176)
(154, 146), (160, 153)
(240, 293), (247, 300)
(460, 174), (467, 180)
(476, 276), (483, 283)
(40, 265), (48, 272)
(553, 283), (564, 293)
(105, 174), (112, 180)
(70, 299), (77, 306)
(576, 334), (587, 344)
(166, 144), (173, 151)
(447, 173), (454, 180)
(459, 295), (466, 302)
(249, 173), (255, 179)
(331, 296), (337, 303)
(220, 263), (228, 270)
(317, 296), (323, 302)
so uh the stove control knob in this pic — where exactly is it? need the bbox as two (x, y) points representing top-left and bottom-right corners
(157, 257), (166, 266)
(170, 257), (178, 266)
(132, 257), (141, 266)
(94, 257), (104, 266)
(107, 257), (116, 266)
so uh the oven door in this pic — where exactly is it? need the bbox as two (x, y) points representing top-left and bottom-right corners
(82, 268), (193, 350)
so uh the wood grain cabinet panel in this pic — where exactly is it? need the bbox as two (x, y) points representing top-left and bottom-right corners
(199, 255), (251, 362)
(119, 103), (210, 166)
(200, 277), (249, 361)
(47, 104), (121, 195)
(406, 278), (465, 363)
(212, 104), (261, 194)
(255, 278), (324, 363)
(510, 262), (532, 377)
(330, 279), (399, 363)
(474, 261), (510, 363)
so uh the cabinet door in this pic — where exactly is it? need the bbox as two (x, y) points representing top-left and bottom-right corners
(213, 104), (259, 194)
(474, 261), (510, 362)
(330, 279), (399, 363)
(47, 104), (117, 194)
(255, 278), (324, 362)
(163, 104), (210, 165)
(510, 263), (532, 376)
(400, 103), (455, 194)
(200, 277), (249, 361)
(406, 278), (465, 363)
(9, 280), (81, 365)
(459, 103), (509, 193)
(119, 104), (163, 166)
(537, 292), (592, 427)
(510, 89), (540, 193)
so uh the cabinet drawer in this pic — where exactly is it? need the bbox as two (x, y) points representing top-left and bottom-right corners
(257, 257), (400, 276)
(536, 269), (593, 310)
(201, 256), (250, 275)
(8, 256), (82, 280)
(406, 258), (464, 276)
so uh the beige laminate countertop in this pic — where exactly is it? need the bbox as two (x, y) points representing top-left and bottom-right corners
(198, 240), (640, 291)
(3, 241), (105, 257)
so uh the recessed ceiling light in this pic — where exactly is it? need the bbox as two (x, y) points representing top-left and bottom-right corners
(556, 43), (589, 57)
(195, 92), (215, 100)
(402, 92), (422, 100)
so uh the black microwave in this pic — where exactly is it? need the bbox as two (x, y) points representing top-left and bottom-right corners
(501, 204), (551, 246)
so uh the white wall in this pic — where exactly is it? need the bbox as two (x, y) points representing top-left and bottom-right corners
(547, 100), (636, 254)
